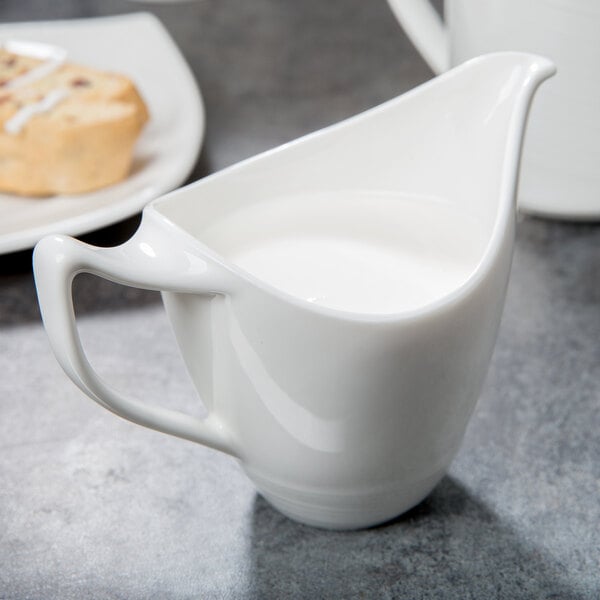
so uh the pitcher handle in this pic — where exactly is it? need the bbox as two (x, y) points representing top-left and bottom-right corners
(387, 0), (449, 74)
(33, 231), (238, 457)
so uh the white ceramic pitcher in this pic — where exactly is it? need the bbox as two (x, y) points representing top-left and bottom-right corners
(387, 0), (600, 220)
(34, 53), (554, 529)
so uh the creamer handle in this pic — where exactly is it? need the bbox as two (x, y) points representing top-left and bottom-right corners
(33, 232), (238, 457)
(387, 0), (449, 74)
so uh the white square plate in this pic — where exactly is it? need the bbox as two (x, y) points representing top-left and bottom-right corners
(0, 12), (204, 254)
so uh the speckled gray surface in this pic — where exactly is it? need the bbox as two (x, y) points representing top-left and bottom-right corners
(0, 1), (599, 599)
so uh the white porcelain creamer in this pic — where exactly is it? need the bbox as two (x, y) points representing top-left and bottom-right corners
(34, 53), (554, 529)
(387, 0), (600, 220)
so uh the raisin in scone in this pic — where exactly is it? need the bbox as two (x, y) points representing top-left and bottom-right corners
(0, 47), (149, 196)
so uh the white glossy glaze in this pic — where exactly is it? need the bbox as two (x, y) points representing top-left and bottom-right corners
(33, 53), (554, 529)
(1, 40), (69, 134)
(2, 39), (67, 90)
(4, 88), (69, 134)
(387, 0), (600, 220)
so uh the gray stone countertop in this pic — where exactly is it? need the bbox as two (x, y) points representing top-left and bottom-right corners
(0, 1), (598, 598)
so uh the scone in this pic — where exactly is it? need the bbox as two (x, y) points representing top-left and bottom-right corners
(0, 44), (149, 196)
